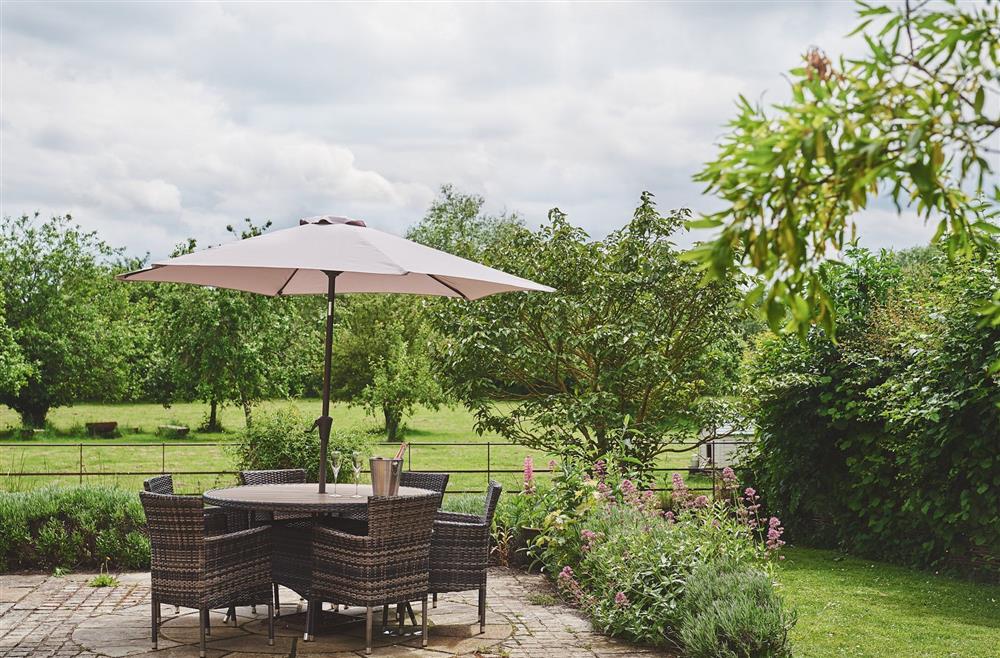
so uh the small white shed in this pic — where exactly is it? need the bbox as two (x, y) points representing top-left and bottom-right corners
(695, 423), (754, 470)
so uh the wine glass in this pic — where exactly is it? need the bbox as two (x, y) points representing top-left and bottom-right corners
(330, 450), (342, 496)
(351, 451), (364, 498)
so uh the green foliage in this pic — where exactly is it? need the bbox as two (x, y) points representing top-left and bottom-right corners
(229, 404), (373, 482)
(0, 214), (141, 427)
(0, 287), (29, 398)
(434, 192), (746, 465)
(744, 247), (1000, 573)
(150, 222), (320, 426)
(359, 324), (444, 441)
(678, 561), (795, 658)
(406, 184), (522, 260)
(0, 486), (149, 571)
(691, 0), (1000, 338)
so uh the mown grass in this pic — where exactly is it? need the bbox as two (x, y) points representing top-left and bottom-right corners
(0, 399), (707, 494)
(779, 547), (1000, 658)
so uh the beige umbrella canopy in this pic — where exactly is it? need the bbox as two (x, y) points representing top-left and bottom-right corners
(119, 216), (553, 492)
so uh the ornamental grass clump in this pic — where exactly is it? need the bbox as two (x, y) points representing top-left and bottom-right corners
(537, 457), (793, 654)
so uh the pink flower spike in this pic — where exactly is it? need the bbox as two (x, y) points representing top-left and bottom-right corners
(614, 591), (629, 607)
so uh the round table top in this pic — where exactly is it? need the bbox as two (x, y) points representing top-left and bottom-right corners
(203, 483), (434, 512)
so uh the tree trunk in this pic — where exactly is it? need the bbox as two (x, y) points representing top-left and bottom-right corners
(208, 400), (219, 431)
(383, 404), (401, 442)
(19, 404), (49, 429)
(242, 399), (253, 428)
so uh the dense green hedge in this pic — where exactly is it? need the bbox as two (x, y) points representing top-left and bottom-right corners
(0, 486), (149, 572)
(744, 248), (1000, 576)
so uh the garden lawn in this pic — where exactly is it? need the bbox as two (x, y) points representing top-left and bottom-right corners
(778, 547), (1000, 658)
(0, 399), (705, 494)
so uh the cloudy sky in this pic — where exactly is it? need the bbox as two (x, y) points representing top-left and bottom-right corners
(2, 0), (936, 259)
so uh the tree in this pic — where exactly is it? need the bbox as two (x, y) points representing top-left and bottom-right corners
(0, 214), (136, 427)
(151, 220), (318, 428)
(360, 331), (444, 441)
(433, 193), (746, 465)
(0, 287), (30, 398)
(690, 0), (1000, 338)
(406, 184), (522, 259)
(329, 294), (441, 439)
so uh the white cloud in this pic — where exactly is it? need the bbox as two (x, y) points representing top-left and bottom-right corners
(2, 0), (929, 260)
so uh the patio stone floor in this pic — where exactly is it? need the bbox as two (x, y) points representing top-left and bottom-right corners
(0, 569), (671, 658)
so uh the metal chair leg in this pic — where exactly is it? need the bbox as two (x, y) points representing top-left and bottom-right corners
(150, 596), (158, 649)
(273, 583), (280, 617)
(267, 603), (274, 646)
(205, 608), (211, 636)
(432, 592), (437, 609)
(199, 608), (207, 658)
(303, 599), (313, 641)
(251, 604), (257, 615)
(478, 585), (487, 633)
(405, 601), (417, 626)
(421, 595), (428, 647)
(382, 604), (389, 627)
(366, 606), (373, 655)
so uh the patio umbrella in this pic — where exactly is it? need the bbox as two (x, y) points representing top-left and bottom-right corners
(118, 215), (553, 492)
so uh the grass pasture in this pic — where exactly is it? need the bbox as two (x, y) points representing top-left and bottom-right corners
(0, 399), (707, 494)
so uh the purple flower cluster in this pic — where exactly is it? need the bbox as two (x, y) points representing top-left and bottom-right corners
(672, 472), (691, 508)
(523, 456), (536, 494)
(766, 516), (785, 553)
(614, 591), (629, 607)
(557, 565), (594, 606)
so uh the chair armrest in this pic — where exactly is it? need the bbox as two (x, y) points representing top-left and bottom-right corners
(313, 524), (368, 550)
(435, 510), (482, 524)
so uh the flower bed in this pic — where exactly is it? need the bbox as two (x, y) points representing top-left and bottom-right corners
(532, 458), (796, 656)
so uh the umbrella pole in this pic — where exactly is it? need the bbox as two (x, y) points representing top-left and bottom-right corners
(316, 271), (340, 493)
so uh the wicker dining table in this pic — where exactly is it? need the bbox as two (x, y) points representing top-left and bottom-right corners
(203, 482), (433, 515)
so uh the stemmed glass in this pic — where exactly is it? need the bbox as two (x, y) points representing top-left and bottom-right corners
(351, 451), (364, 498)
(330, 450), (342, 496)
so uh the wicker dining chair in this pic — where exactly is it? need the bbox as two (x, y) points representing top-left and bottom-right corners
(143, 474), (241, 535)
(429, 480), (502, 632)
(238, 468), (309, 614)
(140, 491), (274, 658)
(308, 493), (440, 654)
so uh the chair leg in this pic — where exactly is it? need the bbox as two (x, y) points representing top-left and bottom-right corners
(150, 595), (158, 649)
(205, 608), (212, 636)
(251, 604), (257, 615)
(406, 602), (417, 626)
(273, 583), (280, 617)
(366, 606), (373, 655)
(382, 604), (389, 627)
(432, 592), (437, 609)
(478, 585), (486, 633)
(174, 605), (180, 615)
(267, 602), (274, 646)
(199, 608), (207, 658)
(421, 595), (428, 647)
(303, 599), (313, 641)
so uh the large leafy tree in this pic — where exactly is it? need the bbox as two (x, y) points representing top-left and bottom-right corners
(151, 220), (318, 428)
(406, 184), (522, 260)
(0, 214), (137, 427)
(690, 0), (1000, 337)
(434, 193), (746, 465)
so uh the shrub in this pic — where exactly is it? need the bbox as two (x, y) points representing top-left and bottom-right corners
(744, 248), (1000, 575)
(0, 486), (149, 571)
(678, 561), (795, 658)
(229, 404), (373, 482)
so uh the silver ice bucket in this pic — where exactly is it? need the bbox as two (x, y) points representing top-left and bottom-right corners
(369, 457), (402, 496)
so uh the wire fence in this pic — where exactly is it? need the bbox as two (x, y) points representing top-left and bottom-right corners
(0, 439), (751, 495)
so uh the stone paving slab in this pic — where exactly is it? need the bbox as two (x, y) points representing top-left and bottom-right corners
(0, 569), (672, 657)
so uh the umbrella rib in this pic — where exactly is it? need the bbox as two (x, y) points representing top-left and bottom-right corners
(427, 274), (470, 300)
(275, 268), (299, 296)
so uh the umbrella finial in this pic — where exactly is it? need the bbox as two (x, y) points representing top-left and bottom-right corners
(299, 215), (367, 227)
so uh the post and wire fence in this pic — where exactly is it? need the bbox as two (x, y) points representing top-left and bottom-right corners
(0, 439), (751, 495)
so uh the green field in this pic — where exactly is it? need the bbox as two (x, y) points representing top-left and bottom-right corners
(780, 547), (1000, 658)
(0, 399), (705, 494)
